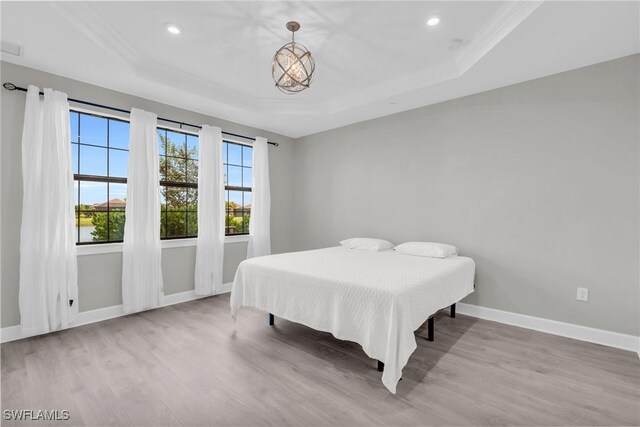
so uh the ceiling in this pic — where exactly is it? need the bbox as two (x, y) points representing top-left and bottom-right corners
(2, 1), (639, 138)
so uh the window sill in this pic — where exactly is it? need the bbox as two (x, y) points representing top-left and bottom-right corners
(76, 235), (251, 256)
(77, 242), (123, 256)
(224, 234), (251, 244)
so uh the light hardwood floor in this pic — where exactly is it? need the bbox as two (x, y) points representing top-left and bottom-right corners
(2, 294), (639, 426)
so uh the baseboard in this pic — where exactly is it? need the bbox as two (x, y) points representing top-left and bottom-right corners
(217, 282), (233, 294)
(0, 283), (233, 344)
(456, 303), (640, 354)
(3, 289), (637, 356)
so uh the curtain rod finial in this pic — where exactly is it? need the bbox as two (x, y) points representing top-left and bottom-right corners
(3, 82), (17, 91)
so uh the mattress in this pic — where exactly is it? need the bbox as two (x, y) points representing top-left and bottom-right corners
(230, 246), (475, 393)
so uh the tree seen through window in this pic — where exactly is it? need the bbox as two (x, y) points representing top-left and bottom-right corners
(73, 110), (253, 243)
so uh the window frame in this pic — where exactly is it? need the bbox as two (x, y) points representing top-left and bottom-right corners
(72, 109), (130, 245)
(71, 107), (253, 246)
(223, 139), (253, 236)
(157, 127), (199, 241)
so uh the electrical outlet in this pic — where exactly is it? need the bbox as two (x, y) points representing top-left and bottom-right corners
(576, 287), (589, 302)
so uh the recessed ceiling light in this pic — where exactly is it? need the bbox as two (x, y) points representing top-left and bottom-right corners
(165, 23), (181, 35)
(426, 15), (441, 27)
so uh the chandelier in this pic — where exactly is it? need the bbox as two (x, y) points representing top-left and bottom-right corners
(272, 21), (315, 94)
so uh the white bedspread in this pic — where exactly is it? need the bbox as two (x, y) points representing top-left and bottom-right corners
(230, 247), (475, 393)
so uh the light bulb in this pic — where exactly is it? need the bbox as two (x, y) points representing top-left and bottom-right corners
(426, 16), (440, 27)
(165, 23), (181, 35)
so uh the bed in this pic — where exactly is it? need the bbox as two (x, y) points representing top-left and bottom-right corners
(230, 246), (475, 393)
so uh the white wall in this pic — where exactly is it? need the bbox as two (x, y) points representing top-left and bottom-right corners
(293, 55), (640, 336)
(0, 61), (295, 326)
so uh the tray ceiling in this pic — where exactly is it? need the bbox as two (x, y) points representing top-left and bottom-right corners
(2, 1), (638, 138)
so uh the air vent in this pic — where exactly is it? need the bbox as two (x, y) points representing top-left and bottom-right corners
(1, 41), (22, 57)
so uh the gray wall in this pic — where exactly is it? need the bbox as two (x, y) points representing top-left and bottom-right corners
(293, 55), (640, 336)
(1, 61), (295, 326)
(3, 56), (639, 336)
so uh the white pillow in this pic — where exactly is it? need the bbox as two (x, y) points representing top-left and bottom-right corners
(395, 242), (458, 258)
(340, 238), (394, 251)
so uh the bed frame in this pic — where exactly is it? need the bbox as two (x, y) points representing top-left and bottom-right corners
(267, 303), (457, 373)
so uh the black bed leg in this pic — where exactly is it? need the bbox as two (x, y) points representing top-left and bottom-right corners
(427, 316), (434, 342)
(377, 361), (384, 372)
(268, 313), (274, 326)
(450, 303), (456, 318)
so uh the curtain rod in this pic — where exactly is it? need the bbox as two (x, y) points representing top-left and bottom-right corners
(2, 82), (279, 147)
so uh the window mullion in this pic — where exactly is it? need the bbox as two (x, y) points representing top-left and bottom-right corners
(74, 112), (257, 244)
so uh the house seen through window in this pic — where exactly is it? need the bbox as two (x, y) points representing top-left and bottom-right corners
(72, 110), (252, 244)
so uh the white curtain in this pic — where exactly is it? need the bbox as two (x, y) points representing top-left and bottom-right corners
(194, 125), (224, 295)
(122, 108), (163, 313)
(19, 85), (78, 335)
(247, 137), (271, 258)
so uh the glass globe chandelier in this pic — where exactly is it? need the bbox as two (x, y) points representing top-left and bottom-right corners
(272, 21), (315, 94)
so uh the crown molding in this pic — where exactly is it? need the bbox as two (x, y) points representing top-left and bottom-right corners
(50, 2), (142, 66)
(326, 1), (543, 115)
(48, 1), (542, 119)
(455, 0), (544, 73)
(50, 1), (265, 111)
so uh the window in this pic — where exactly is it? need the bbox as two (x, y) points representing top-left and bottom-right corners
(72, 110), (253, 244)
(72, 111), (129, 244)
(224, 141), (253, 235)
(158, 128), (199, 239)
